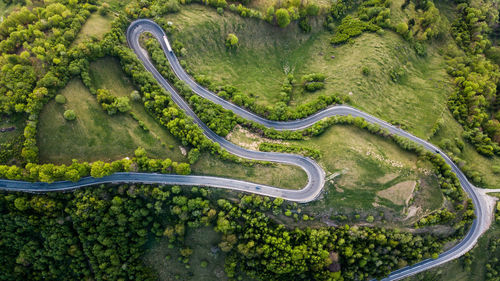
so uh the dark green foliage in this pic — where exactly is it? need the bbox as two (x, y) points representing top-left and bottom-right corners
(331, 16), (380, 44)
(259, 142), (321, 159)
(276, 8), (291, 28)
(414, 208), (456, 228)
(218, 196), (443, 281)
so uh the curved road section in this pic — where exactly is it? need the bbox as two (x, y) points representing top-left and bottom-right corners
(0, 19), (490, 281)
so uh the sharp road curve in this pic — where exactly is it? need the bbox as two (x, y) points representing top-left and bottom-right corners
(0, 18), (492, 281)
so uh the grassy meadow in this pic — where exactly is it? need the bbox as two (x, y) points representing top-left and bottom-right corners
(168, 5), (452, 138)
(228, 124), (444, 221)
(37, 78), (184, 163)
(73, 13), (113, 44)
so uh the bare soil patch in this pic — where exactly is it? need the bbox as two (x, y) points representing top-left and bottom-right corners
(377, 180), (416, 205)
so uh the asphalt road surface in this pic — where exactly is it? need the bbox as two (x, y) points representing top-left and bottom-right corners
(0, 18), (492, 281)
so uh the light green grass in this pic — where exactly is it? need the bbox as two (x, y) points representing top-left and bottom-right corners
(247, 0), (331, 13)
(192, 152), (308, 189)
(88, 57), (187, 159)
(37, 79), (185, 164)
(73, 13), (112, 45)
(168, 5), (452, 138)
(144, 227), (229, 281)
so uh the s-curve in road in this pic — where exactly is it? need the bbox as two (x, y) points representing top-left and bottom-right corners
(0, 18), (491, 281)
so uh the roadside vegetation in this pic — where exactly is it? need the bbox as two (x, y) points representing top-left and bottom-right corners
(0, 0), (497, 280)
(168, 5), (451, 137)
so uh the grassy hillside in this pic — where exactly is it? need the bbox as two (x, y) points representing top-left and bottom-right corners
(38, 79), (184, 163)
(168, 5), (452, 138)
(167, 5), (500, 189)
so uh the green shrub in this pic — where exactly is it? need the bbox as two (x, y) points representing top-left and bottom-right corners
(362, 66), (370, 76)
(331, 16), (379, 44)
(225, 33), (238, 49)
(55, 94), (66, 104)
(63, 109), (76, 121)
(275, 8), (291, 28)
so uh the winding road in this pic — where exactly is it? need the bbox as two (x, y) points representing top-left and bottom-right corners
(0, 19), (493, 281)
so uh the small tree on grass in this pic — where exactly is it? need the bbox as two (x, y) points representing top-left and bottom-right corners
(55, 94), (66, 104)
(225, 33), (238, 49)
(130, 90), (141, 101)
(63, 110), (76, 121)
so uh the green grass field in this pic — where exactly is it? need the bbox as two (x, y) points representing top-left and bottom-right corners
(192, 152), (307, 189)
(168, 5), (500, 189)
(294, 125), (443, 222)
(37, 78), (185, 164)
(73, 13), (112, 45)
(168, 5), (452, 138)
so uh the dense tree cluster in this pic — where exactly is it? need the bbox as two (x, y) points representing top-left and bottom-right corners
(96, 88), (131, 115)
(0, 182), (445, 281)
(414, 208), (456, 228)
(216, 195), (443, 280)
(446, 2), (500, 156)
(331, 15), (381, 44)
(398, 0), (445, 41)
(259, 142), (321, 159)
(327, 0), (389, 45)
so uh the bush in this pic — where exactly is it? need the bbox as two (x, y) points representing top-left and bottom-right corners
(225, 33), (238, 49)
(389, 67), (406, 83)
(275, 8), (291, 28)
(63, 110), (76, 121)
(362, 66), (370, 76)
(55, 94), (66, 104)
(395, 22), (408, 35)
(130, 90), (141, 101)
